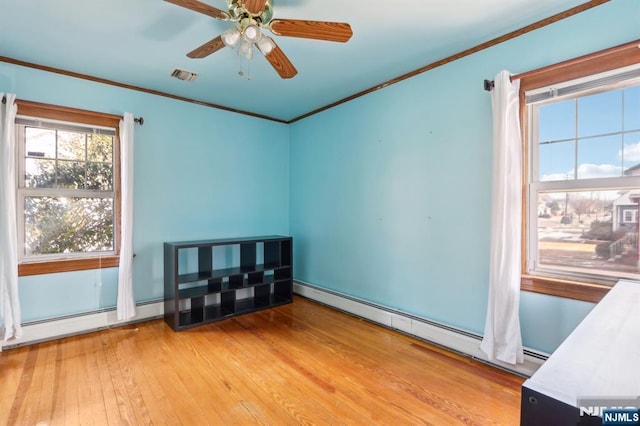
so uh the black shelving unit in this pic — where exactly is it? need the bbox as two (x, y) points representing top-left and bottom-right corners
(163, 235), (293, 331)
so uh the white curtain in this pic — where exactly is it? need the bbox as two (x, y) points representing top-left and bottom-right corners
(117, 113), (136, 321)
(0, 93), (22, 340)
(479, 71), (524, 365)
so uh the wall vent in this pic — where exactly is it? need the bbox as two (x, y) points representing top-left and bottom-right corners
(170, 68), (199, 82)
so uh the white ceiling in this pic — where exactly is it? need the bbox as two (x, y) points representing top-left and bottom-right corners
(0, 0), (592, 121)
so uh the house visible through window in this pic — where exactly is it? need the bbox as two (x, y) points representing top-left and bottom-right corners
(15, 102), (121, 275)
(526, 67), (640, 284)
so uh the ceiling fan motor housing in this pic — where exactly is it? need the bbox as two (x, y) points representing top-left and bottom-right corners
(227, 0), (274, 24)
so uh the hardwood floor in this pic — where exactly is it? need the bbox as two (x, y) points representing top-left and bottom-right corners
(0, 297), (524, 425)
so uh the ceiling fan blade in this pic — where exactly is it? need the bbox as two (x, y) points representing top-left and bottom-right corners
(269, 19), (353, 43)
(241, 0), (267, 15)
(163, 0), (229, 20)
(263, 43), (298, 79)
(187, 35), (226, 58)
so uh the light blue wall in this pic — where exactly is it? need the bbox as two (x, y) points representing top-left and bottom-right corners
(0, 63), (289, 322)
(289, 0), (640, 353)
(2, 1), (638, 353)
(520, 291), (596, 354)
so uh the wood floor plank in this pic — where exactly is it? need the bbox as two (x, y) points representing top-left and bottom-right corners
(235, 307), (477, 424)
(5, 345), (39, 424)
(62, 336), (82, 425)
(79, 331), (112, 425)
(0, 346), (26, 425)
(147, 324), (229, 424)
(0, 297), (524, 425)
(32, 341), (58, 423)
(214, 319), (353, 424)
(183, 326), (304, 424)
(95, 332), (125, 426)
(270, 299), (523, 424)
(119, 322), (185, 425)
(228, 314), (425, 424)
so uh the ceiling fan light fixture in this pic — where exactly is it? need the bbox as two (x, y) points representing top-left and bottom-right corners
(238, 39), (254, 60)
(256, 36), (275, 55)
(221, 27), (241, 47)
(243, 24), (261, 43)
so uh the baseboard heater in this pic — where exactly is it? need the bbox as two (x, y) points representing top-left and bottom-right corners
(0, 299), (164, 351)
(293, 280), (548, 377)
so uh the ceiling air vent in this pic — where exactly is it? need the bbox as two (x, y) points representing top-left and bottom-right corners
(170, 68), (199, 82)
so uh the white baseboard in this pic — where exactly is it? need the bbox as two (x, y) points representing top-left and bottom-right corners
(1, 300), (164, 351)
(294, 280), (547, 377)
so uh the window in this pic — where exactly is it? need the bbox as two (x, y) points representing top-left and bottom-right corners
(15, 102), (121, 275)
(520, 41), (640, 302)
(623, 209), (638, 224)
(527, 73), (640, 284)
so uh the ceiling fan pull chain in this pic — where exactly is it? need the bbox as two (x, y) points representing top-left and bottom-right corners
(237, 56), (252, 80)
(238, 55), (244, 77)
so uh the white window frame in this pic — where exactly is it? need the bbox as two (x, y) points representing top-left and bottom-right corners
(526, 66), (640, 284)
(16, 116), (117, 262)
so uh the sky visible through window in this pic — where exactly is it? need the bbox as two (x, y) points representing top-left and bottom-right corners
(538, 84), (640, 182)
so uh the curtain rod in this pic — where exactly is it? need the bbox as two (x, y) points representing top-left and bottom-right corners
(483, 39), (640, 91)
(2, 95), (143, 124)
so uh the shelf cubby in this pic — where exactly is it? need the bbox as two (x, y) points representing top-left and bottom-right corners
(280, 239), (292, 266)
(248, 271), (264, 286)
(274, 281), (292, 301)
(275, 267), (291, 281)
(164, 235), (293, 331)
(221, 291), (236, 316)
(254, 283), (271, 307)
(208, 278), (222, 293)
(228, 274), (244, 289)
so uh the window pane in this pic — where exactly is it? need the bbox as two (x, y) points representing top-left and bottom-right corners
(56, 160), (86, 189)
(536, 190), (640, 279)
(57, 131), (86, 161)
(25, 127), (56, 158)
(624, 85), (640, 131)
(87, 134), (113, 163)
(538, 100), (575, 142)
(576, 134), (623, 179)
(539, 140), (575, 181)
(578, 90), (623, 137)
(622, 131), (640, 172)
(24, 196), (114, 256)
(86, 163), (113, 190)
(25, 158), (56, 188)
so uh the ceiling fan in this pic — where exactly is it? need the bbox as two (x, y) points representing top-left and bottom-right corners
(164, 0), (353, 79)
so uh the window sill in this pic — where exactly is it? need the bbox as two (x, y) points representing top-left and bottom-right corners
(18, 255), (120, 276)
(521, 274), (611, 303)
